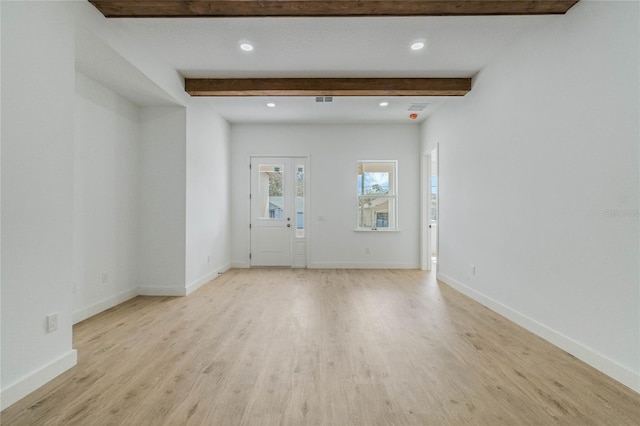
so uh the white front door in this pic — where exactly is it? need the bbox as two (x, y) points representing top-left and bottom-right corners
(250, 157), (301, 266)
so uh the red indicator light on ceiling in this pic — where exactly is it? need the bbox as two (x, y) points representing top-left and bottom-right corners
(409, 113), (418, 119)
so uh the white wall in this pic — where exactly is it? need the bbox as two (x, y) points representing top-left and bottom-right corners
(1, 1), (77, 409)
(73, 72), (141, 323)
(73, 1), (189, 107)
(138, 107), (188, 295)
(231, 124), (421, 268)
(139, 104), (233, 297)
(74, 78), (233, 305)
(185, 103), (232, 293)
(1, 0), (234, 409)
(421, 0), (639, 391)
(0, 1), (3, 406)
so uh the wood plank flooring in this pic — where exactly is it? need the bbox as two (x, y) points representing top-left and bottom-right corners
(2, 269), (639, 425)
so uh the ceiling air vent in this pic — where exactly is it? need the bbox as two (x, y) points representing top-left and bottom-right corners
(315, 96), (333, 103)
(408, 103), (429, 111)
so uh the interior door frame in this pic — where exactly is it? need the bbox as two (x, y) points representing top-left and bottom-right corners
(248, 155), (310, 268)
(421, 154), (431, 270)
(421, 145), (438, 271)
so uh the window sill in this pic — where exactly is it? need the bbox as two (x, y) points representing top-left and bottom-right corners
(354, 228), (400, 232)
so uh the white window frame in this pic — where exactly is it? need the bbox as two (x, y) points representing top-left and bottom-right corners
(356, 160), (398, 231)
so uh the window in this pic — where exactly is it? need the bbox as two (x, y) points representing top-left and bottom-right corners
(357, 161), (397, 230)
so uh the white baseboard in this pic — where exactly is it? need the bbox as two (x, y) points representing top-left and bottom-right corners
(73, 288), (138, 324)
(1, 266), (232, 411)
(308, 262), (418, 269)
(139, 264), (232, 296)
(231, 262), (250, 269)
(137, 286), (186, 296)
(1, 350), (77, 411)
(436, 272), (640, 393)
(185, 263), (231, 296)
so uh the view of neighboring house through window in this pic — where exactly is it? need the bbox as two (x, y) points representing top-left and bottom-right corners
(258, 162), (305, 237)
(259, 164), (284, 219)
(357, 160), (397, 230)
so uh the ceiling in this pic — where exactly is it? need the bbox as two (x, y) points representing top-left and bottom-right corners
(76, 25), (179, 107)
(91, 10), (563, 123)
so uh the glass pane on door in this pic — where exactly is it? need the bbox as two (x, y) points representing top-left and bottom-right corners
(296, 165), (304, 238)
(258, 164), (284, 219)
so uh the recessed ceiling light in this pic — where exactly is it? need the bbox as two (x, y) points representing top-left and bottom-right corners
(410, 41), (425, 51)
(379, 101), (389, 107)
(267, 102), (276, 108)
(240, 42), (254, 52)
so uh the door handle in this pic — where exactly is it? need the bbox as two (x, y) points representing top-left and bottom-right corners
(287, 217), (291, 221)
(287, 224), (291, 228)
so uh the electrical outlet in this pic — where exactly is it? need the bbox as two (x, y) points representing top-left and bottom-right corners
(47, 314), (58, 333)
(207, 255), (211, 263)
(101, 272), (108, 284)
(471, 265), (476, 276)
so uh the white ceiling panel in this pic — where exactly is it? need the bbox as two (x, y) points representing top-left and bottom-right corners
(104, 14), (559, 122)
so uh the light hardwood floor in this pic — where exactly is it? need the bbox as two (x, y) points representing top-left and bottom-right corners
(2, 269), (639, 425)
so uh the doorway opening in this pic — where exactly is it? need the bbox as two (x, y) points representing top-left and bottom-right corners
(421, 146), (439, 271)
(430, 149), (438, 269)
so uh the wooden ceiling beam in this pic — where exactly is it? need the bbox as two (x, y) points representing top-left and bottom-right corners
(184, 78), (471, 97)
(89, 1), (580, 18)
